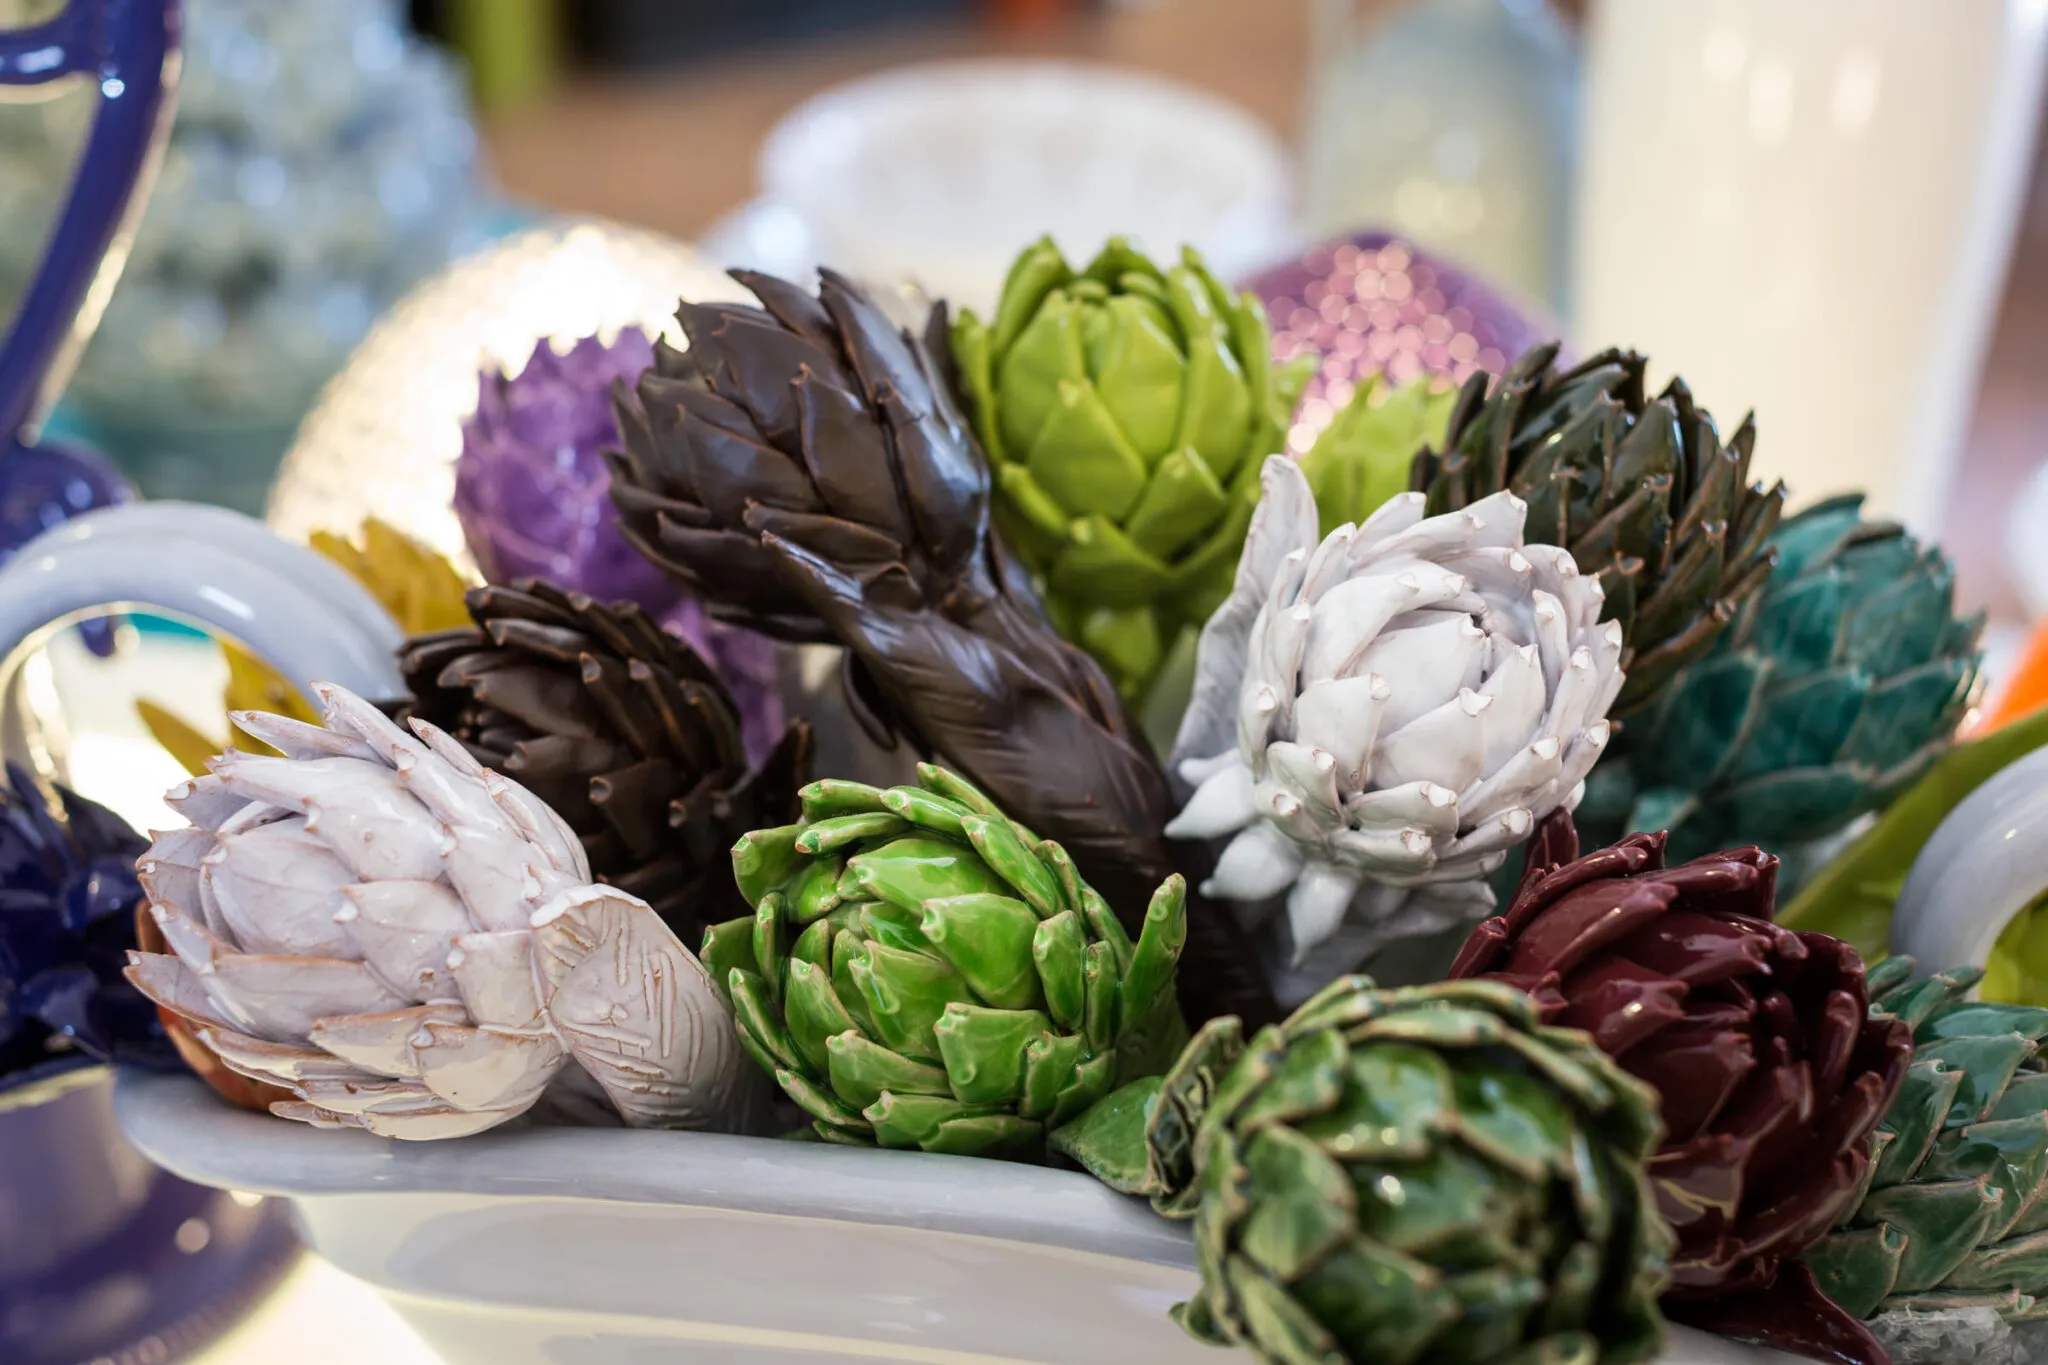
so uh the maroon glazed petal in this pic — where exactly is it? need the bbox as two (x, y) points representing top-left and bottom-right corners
(1501, 833), (1666, 934)
(1625, 1025), (1756, 1142)
(1715, 1061), (1814, 1197)
(1611, 911), (1778, 987)
(1499, 880), (1677, 978)
(1516, 807), (1582, 896)
(1654, 846), (1780, 920)
(1665, 1259), (1893, 1365)
(1447, 915), (1514, 978)
(1553, 956), (1688, 1056)
(1807, 988), (1860, 1102)
(1650, 1132), (1751, 1241)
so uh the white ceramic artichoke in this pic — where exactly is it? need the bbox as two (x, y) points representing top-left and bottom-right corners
(1166, 455), (1624, 989)
(124, 683), (754, 1139)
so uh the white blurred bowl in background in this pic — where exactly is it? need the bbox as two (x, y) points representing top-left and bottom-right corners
(752, 59), (1295, 314)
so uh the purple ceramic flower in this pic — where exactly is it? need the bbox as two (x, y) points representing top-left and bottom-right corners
(453, 329), (783, 761)
(1241, 230), (1552, 456)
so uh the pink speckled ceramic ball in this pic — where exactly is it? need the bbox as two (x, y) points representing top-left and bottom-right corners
(1242, 231), (1553, 455)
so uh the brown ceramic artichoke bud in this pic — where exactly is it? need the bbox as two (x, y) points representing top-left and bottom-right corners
(605, 268), (1275, 1027)
(1448, 812), (1913, 1365)
(395, 580), (809, 941)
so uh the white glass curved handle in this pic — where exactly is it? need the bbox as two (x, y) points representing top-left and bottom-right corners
(0, 503), (405, 768)
(1891, 745), (2048, 979)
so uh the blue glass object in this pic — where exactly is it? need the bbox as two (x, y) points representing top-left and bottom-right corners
(0, 0), (180, 443)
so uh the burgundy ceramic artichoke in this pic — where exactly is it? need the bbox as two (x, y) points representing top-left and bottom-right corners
(454, 329), (782, 760)
(1241, 231), (1550, 456)
(1448, 813), (1912, 1365)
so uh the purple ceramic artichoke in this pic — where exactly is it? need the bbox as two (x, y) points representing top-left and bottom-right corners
(1241, 231), (1551, 456)
(453, 328), (783, 760)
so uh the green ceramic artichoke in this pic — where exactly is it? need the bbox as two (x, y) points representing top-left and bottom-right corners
(1052, 976), (1672, 1365)
(948, 236), (1310, 710)
(1581, 494), (1983, 868)
(702, 765), (1190, 1157)
(1295, 372), (1457, 538)
(1805, 957), (2048, 1323)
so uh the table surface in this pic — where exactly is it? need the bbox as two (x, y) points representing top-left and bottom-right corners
(169, 2), (2048, 1358)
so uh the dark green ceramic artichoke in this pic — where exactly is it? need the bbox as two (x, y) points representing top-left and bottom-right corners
(1412, 343), (1785, 719)
(1052, 975), (1673, 1365)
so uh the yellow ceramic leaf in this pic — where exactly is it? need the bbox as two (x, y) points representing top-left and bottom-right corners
(133, 517), (471, 770)
(135, 698), (227, 778)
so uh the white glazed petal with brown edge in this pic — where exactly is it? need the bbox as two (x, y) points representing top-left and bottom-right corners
(1165, 456), (1625, 998)
(124, 681), (754, 1139)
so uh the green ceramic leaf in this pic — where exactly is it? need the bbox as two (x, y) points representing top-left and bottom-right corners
(1778, 703), (2048, 958)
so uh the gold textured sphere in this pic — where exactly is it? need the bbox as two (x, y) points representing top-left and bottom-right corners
(265, 219), (747, 571)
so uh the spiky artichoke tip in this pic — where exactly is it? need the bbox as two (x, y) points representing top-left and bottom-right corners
(948, 235), (1312, 711)
(703, 763), (1190, 1158)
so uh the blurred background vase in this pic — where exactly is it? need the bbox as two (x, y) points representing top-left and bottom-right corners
(0, 0), (498, 514)
(1299, 0), (1580, 314)
(1572, 0), (2048, 531)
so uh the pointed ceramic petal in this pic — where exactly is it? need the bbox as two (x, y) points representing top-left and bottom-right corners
(231, 711), (380, 763)
(1171, 455), (1318, 771)
(195, 1024), (366, 1085)
(336, 880), (473, 1001)
(1293, 674), (1392, 791)
(356, 1105), (524, 1141)
(1345, 782), (1461, 837)
(480, 766), (588, 880)
(1287, 863), (1365, 960)
(268, 1100), (368, 1130)
(164, 774), (250, 830)
(123, 950), (245, 1032)
(309, 1002), (469, 1079)
(1166, 760), (1259, 840)
(202, 819), (356, 958)
(291, 1075), (442, 1117)
(1475, 641), (1549, 775)
(412, 1020), (563, 1113)
(1205, 820), (1306, 903)
(212, 753), (446, 883)
(442, 822), (554, 932)
(446, 930), (544, 1030)
(1374, 690), (1489, 794)
(205, 954), (415, 1044)
(530, 884), (753, 1130)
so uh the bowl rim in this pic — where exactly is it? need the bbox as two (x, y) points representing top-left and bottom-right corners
(114, 1070), (1199, 1270)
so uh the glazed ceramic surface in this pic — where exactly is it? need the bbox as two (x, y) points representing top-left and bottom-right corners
(1891, 744), (2048, 976)
(119, 1071), (1802, 1365)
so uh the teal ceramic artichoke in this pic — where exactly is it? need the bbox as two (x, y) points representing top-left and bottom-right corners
(1580, 494), (1982, 868)
(1805, 957), (2048, 1325)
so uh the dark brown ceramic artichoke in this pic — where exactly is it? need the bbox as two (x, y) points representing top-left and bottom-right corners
(1412, 343), (1786, 718)
(605, 268), (1275, 1027)
(395, 580), (809, 940)
(1448, 812), (1913, 1365)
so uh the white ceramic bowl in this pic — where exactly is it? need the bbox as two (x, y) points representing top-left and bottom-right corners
(117, 1072), (1796, 1365)
(759, 59), (1295, 314)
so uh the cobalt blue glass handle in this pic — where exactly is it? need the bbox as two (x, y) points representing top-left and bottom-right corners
(0, 0), (180, 447)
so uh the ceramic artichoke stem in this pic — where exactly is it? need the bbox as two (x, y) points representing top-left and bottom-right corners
(947, 235), (1312, 712)
(1165, 453), (1624, 1000)
(123, 682), (757, 1139)
(1050, 974), (1674, 1365)
(702, 765), (1190, 1158)
(1449, 810), (1913, 1365)
(604, 265), (1277, 1029)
